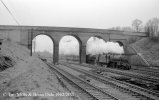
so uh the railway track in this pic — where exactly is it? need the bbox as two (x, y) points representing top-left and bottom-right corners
(63, 60), (159, 78)
(66, 62), (159, 92)
(131, 67), (159, 78)
(102, 67), (159, 83)
(46, 62), (120, 100)
(58, 62), (159, 100)
(74, 62), (159, 84)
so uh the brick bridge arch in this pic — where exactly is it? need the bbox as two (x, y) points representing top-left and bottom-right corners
(59, 34), (83, 63)
(0, 25), (147, 64)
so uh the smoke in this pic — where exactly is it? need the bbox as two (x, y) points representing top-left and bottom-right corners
(87, 37), (124, 54)
(87, 37), (124, 55)
(59, 36), (124, 55)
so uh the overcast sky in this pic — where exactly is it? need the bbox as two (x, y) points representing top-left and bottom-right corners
(0, 0), (159, 29)
(1, 0), (159, 54)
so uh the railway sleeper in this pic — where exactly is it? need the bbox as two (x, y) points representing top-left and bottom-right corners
(62, 63), (159, 100)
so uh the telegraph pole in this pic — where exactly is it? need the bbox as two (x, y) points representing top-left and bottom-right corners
(30, 28), (33, 56)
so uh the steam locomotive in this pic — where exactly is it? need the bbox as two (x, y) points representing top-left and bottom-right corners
(86, 53), (131, 70)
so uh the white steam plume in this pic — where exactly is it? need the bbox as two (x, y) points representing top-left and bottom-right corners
(59, 36), (124, 56)
(86, 37), (124, 55)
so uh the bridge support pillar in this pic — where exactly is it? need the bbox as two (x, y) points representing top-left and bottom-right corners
(80, 45), (86, 64)
(28, 44), (32, 56)
(53, 42), (59, 64)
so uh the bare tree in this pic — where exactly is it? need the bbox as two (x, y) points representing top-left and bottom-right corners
(145, 17), (159, 38)
(132, 19), (142, 32)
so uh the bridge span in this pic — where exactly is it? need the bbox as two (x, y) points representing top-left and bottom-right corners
(0, 25), (147, 64)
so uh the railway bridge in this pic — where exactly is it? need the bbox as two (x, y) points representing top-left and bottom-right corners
(0, 25), (147, 64)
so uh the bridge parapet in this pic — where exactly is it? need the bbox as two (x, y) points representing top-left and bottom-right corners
(0, 25), (147, 36)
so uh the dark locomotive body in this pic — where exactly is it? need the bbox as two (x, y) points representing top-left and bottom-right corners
(86, 54), (96, 64)
(86, 53), (131, 70)
(107, 54), (131, 70)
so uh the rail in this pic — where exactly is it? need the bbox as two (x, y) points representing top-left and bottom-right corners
(60, 62), (159, 100)
(46, 62), (119, 100)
